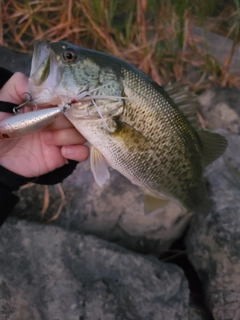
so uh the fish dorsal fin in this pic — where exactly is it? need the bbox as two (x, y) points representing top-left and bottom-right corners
(143, 190), (169, 215)
(198, 131), (228, 166)
(90, 145), (110, 187)
(164, 82), (228, 166)
(164, 82), (201, 131)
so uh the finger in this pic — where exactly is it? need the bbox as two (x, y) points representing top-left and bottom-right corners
(0, 72), (28, 104)
(0, 112), (13, 121)
(45, 114), (73, 131)
(61, 144), (89, 162)
(0, 139), (19, 157)
(43, 127), (87, 146)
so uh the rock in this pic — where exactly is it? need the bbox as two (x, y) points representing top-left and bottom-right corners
(191, 26), (240, 75)
(186, 134), (240, 319)
(186, 87), (240, 319)
(188, 300), (213, 320)
(0, 46), (31, 75)
(0, 219), (189, 320)
(198, 87), (240, 134)
(14, 162), (192, 254)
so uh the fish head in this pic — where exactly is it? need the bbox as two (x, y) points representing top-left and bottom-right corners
(28, 41), (124, 118)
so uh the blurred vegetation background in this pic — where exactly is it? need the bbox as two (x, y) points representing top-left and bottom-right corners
(1, 0), (240, 90)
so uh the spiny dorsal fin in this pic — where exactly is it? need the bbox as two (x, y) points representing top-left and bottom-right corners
(164, 82), (228, 165)
(198, 131), (228, 166)
(164, 82), (201, 131)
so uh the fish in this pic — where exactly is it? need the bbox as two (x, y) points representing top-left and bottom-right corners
(28, 40), (228, 214)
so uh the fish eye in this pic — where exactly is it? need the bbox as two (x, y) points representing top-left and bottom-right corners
(62, 48), (77, 62)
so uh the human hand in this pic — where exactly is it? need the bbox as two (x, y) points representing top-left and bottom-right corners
(0, 72), (89, 178)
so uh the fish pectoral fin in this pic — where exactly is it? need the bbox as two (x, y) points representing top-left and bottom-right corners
(90, 145), (110, 187)
(198, 131), (228, 166)
(143, 191), (169, 215)
(113, 120), (148, 147)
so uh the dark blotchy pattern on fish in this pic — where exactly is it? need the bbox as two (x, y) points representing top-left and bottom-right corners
(110, 68), (205, 210)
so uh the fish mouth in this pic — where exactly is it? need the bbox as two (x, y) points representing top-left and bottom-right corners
(28, 41), (62, 105)
(30, 41), (50, 85)
(30, 41), (61, 87)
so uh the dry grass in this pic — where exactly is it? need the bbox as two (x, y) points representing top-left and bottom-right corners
(1, 0), (240, 90)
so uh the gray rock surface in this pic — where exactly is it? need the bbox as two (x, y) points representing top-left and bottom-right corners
(0, 219), (189, 320)
(14, 162), (192, 254)
(198, 87), (240, 134)
(186, 89), (240, 319)
(0, 46), (31, 75)
(192, 26), (240, 75)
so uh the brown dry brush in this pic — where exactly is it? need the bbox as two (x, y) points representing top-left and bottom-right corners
(1, 0), (240, 88)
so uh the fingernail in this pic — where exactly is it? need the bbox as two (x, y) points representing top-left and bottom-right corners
(62, 146), (75, 158)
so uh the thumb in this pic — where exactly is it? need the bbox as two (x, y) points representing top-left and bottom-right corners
(0, 72), (28, 104)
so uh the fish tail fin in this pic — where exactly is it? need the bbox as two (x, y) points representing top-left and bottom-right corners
(198, 131), (228, 166)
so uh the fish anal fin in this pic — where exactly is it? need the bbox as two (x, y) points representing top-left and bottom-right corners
(198, 131), (228, 166)
(143, 191), (169, 215)
(90, 145), (110, 187)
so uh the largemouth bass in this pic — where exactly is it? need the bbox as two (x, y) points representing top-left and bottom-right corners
(28, 41), (227, 214)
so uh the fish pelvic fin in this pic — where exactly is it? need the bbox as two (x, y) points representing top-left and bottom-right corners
(198, 131), (228, 166)
(90, 145), (110, 187)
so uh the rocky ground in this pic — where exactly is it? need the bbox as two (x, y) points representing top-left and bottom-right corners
(0, 42), (240, 320)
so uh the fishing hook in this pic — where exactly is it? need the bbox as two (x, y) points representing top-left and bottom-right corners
(13, 92), (37, 114)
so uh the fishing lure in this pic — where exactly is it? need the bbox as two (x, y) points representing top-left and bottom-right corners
(0, 106), (67, 139)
